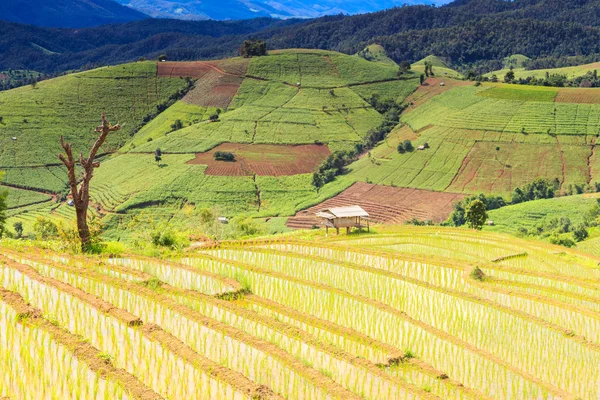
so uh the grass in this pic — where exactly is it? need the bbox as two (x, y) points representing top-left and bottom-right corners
(485, 193), (600, 235)
(411, 55), (463, 79)
(0, 61), (188, 169)
(487, 60), (600, 81)
(3, 186), (51, 209)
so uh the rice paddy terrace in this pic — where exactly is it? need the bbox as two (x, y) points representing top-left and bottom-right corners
(1, 226), (599, 399)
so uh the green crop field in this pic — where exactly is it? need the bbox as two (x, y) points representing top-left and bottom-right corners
(1, 226), (600, 399)
(487, 60), (600, 81)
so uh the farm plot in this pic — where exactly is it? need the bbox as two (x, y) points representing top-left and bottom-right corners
(287, 182), (465, 228)
(91, 153), (258, 214)
(187, 143), (331, 176)
(134, 78), (382, 155)
(446, 140), (591, 194)
(3, 185), (51, 209)
(555, 88), (600, 104)
(403, 78), (471, 110)
(350, 78), (420, 104)
(0, 62), (188, 168)
(1, 166), (68, 193)
(347, 126), (474, 191)
(402, 84), (600, 135)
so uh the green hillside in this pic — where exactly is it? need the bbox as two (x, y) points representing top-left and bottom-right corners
(2, 50), (421, 239)
(411, 55), (462, 79)
(487, 60), (600, 81)
(340, 80), (600, 197)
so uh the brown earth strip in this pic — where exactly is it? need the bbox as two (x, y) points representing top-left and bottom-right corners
(0, 254), (279, 400)
(183, 252), (573, 400)
(187, 143), (331, 176)
(0, 286), (162, 400)
(6, 250), (357, 400)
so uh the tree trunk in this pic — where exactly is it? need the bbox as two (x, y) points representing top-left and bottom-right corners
(59, 113), (120, 252)
(76, 207), (90, 250)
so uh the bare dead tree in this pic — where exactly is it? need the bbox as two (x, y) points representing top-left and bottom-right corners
(59, 113), (120, 251)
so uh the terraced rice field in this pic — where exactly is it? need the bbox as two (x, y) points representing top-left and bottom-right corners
(2, 226), (599, 399)
(187, 143), (331, 176)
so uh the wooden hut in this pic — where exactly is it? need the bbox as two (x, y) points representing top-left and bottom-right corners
(315, 205), (370, 234)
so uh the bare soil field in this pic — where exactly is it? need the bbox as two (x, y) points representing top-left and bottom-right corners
(187, 143), (331, 176)
(286, 182), (465, 229)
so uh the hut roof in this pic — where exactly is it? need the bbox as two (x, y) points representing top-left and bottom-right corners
(315, 205), (369, 219)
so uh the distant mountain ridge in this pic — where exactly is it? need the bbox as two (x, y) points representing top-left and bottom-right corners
(0, 0), (148, 28)
(115, 0), (452, 20)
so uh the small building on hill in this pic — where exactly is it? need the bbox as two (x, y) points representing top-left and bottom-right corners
(315, 205), (370, 234)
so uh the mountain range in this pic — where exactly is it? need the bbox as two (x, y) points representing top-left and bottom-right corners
(0, 0), (148, 28)
(114, 0), (451, 21)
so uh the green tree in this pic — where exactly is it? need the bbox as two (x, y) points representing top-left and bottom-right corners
(419, 74), (425, 85)
(13, 222), (23, 239)
(33, 217), (59, 240)
(154, 148), (162, 165)
(465, 199), (487, 230)
(239, 39), (267, 58)
(573, 224), (589, 242)
(504, 67), (515, 83)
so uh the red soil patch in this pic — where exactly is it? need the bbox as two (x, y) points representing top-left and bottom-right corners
(555, 88), (600, 104)
(404, 78), (471, 110)
(286, 182), (465, 229)
(183, 71), (243, 109)
(187, 143), (331, 176)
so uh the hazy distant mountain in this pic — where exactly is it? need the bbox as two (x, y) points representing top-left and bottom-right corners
(0, 0), (148, 28)
(115, 0), (452, 20)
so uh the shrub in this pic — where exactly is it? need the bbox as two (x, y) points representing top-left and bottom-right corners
(33, 217), (58, 240)
(209, 114), (219, 122)
(470, 266), (486, 281)
(170, 119), (183, 131)
(573, 224), (589, 242)
(214, 151), (235, 161)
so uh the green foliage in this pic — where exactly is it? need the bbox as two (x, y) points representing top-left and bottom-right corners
(465, 199), (487, 230)
(397, 140), (414, 154)
(13, 222), (23, 239)
(470, 266), (485, 281)
(33, 217), (59, 240)
(150, 224), (189, 250)
(214, 151), (235, 161)
(239, 39), (267, 58)
(511, 179), (555, 204)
